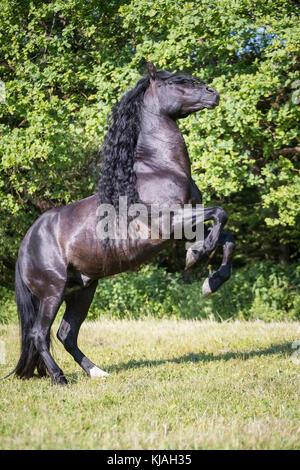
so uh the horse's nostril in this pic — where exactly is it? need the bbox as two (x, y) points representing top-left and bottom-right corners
(206, 86), (214, 93)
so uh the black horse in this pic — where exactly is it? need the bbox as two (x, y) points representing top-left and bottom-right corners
(12, 62), (234, 385)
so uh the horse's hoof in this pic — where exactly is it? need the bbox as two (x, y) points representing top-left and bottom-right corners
(89, 366), (110, 379)
(52, 375), (68, 386)
(185, 249), (198, 270)
(202, 278), (213, 297)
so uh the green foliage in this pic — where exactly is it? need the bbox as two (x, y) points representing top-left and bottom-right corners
(0, 0), (299, 286)
(0, 285), (16, 324)
(1, 262), (299, 323)
(88, 262), (300, 321)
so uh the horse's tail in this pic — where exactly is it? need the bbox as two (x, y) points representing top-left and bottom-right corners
(13, 258), (47, 379)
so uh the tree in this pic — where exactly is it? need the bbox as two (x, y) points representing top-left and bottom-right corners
(0, 0), (299, 287)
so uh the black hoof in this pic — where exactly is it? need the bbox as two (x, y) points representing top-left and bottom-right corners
(52, 374), (68, 386)
(202, 275), (223, 297)
(202, 268), (230, 297)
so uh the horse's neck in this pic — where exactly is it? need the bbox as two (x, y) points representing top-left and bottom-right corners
(134, 110), (192, 205)
(139, 110), (191, 170)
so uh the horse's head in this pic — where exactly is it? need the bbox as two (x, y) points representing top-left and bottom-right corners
(145, 61), (220, 119)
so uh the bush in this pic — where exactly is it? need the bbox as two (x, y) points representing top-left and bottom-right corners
(1, 261), (299, 324)
(1, 2), (300, 287)
(88, 262), (300, 321)
(0, 285), (17, 324)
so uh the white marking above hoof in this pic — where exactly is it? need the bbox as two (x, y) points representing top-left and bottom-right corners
(185, 248), (197, 270)
(202, 278), (213, 297)
(89, 366), (110, 378)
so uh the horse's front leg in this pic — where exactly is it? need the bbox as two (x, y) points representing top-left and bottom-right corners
(202, 230), (235, 297)
(202, 206), (228, 253)
(185, 227), (235, 297)
(183, 179), (234, 296)
(185, 205), (228, 269)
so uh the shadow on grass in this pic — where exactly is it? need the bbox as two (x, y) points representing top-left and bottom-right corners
(4, 342), (291, 385)
(107, 341), (293, 373)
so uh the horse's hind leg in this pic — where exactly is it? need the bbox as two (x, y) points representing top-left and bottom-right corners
(30, 293), (67, 386)
(57, 281), (109, 379)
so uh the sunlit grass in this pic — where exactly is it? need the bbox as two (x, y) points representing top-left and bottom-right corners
(0, 319), (299, 449)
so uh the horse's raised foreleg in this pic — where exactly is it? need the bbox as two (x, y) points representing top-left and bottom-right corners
(57, 281), (109, 379)
(184, 179), (234, 295)
(185, 204), (228, 269)
(202, 230), (235, 297)
(201, 206), (228, 254)
(185, 229), (235, 296)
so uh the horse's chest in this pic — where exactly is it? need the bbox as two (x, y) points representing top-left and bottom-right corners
(136, 171), (190, 206)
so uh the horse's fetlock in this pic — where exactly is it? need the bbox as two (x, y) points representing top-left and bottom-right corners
(217, 207), (228, 224)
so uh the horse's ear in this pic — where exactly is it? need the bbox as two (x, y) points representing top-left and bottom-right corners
(147, 61), (156, 80)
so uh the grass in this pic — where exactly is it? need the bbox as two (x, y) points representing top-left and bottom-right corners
(0, 318), (300, 449)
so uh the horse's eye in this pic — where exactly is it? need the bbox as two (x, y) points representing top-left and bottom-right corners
(167, 81), (173, 86)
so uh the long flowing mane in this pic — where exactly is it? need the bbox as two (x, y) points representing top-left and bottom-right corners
(98, 75), (150, 209)
(98, 70), (203, 209)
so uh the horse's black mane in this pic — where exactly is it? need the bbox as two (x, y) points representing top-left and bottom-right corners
(98, 70), (202, 209)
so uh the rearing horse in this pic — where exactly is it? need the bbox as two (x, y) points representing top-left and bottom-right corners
(13, 62), (235, 385)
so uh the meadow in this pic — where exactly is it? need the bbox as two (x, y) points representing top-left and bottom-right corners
(1, 318), (299, 449)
